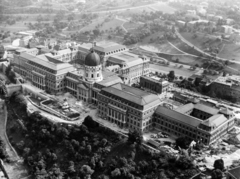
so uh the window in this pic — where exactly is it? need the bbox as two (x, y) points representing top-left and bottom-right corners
(97, 73), (99, 77)
(92, 74), (94, 78)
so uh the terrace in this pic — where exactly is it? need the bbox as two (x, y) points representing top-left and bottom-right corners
(40, 99), (80, 120)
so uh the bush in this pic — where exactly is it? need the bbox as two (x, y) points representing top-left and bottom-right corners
(82, 115), (99, 128)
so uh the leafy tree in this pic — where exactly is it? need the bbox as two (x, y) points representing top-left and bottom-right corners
(111, 168), (121, 177)
(67, 161), (76, 175)
(176, 156), (193, 170)
(158, 170), (169, 179)
(80, 165), (94, 179)
(83, 116), (99, 128)
(176, 137), (191, 149)
(211, 169), (223, 179)
(168, 70), (175, 81)
(128, 130), (143, 145)
(225, 60), (229, 65)
(214, 159), (224, 171)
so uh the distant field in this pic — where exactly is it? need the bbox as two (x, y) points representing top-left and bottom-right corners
(0, 22), (28, 32)
(148, 2), (176, 14)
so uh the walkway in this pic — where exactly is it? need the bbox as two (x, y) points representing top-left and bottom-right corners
(116, 16), (128, 33)
(0, 105), (29, 179)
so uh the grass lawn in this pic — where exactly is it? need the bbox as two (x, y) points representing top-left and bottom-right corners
(123, 21), (141, 31)
(78, 16), (107, 32)
(218, 44), (240, 61)
(171, 39), (202, 56)
(180, 32), (223, 50)
(150, 64), (196, 77)
(99, 18), (123, 31)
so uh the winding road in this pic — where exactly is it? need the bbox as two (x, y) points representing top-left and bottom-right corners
(175, 29), (240, 65)
(174, 29), (240, 72)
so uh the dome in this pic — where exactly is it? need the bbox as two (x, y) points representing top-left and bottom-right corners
(85, 50), (101, 66)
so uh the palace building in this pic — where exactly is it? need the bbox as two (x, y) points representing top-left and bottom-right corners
(106, 52), (150, 85)
(65, 50), (122, 103)
(77, 41), (128, 66)
(97, 83), (161, 132)
(153, 103), (235, 145)
(12, 51), (75, 93)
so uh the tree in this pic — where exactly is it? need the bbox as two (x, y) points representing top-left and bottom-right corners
(211, 169), (223, 179)
(111, 168), (121, 177)
(158, 170), (169, 179)
(93, 29), (100, 36)
(168, 70), (175, 81)
(225, 60), (229, 65)
(176, 137), (190, 149)
(214, 159), (224, 171)
(176, 156), (193, 170)
(128, 130), (143, 145)
(67, 161), (76, 175)
(80, 165), (94, 179)
(222, 71), (227, 77)
(83, 116), (99, 128)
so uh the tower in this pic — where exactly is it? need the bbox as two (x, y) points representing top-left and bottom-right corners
(84, 49), (103, 82)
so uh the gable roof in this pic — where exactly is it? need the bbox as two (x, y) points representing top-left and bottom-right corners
(202, 114), (227, 127)
(93, 41), (126, 53)
(101, 83), (161, 109)
(194, 103), (219, 115)
(155, 106), (202, 127)
(20, 52), (74, 71)
(175, 103), (194, 113)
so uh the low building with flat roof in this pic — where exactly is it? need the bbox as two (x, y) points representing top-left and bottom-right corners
(210, 75), (240, 102)
(140, 76), (169, 94)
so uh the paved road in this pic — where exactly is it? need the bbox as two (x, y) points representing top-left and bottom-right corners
(175, 29), (240, 66)
(88, 2), (160, 14)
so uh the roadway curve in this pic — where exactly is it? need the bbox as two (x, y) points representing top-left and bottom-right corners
(175, 29), (240, 65)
